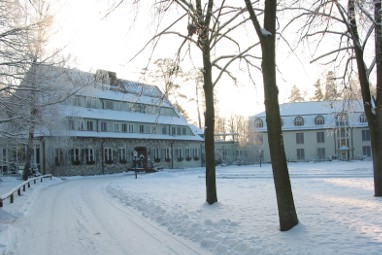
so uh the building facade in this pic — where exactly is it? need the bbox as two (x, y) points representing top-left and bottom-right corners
(0, 67), (204, 176)
(249, 100), (371, 163)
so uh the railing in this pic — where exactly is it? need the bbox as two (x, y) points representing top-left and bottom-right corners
(0, 174), (53, 208)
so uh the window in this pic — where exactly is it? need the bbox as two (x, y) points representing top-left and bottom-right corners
(317, 148), (325, 160)
(185, 148), (191, 160)
(363, 146), (371, 157)
(182, 127), (187, 135)
(315, 115), (324, 125)
(316, 132), (325, 143)
(255, 118), (263, 128)
(128, 124), (134, 133)
(193, 148), (199, 160)
(177, 127), (181, 135)
(139, 125), (144, 133)
(294, 116), (304, 126)
(162, 126), (167, 135)
(101, 122), (107, 132)
(71, 148), (81, 163)
(255, 135), (263, 145)
(86, 121), (94, 131)
(153, 148), (160, 160)
(104, 148), (113, 163)
(122, 123), (127, 132)
(105, 100), (114, 110)
(362, 130), (370, 141)
(171, 127), (176, 135)
(118, 148), (127, 162)
(55, 148), (64, 166)
(86, 148), (94, 163)
(336, 113), (348, 125)
(175, 148), (183, 160)
(360, 113), (367, 123)
(165, 148), (171, 160)
(297, 148), (305, 160)
(114, 123), (120, 132)
(68, 118), (75, 130)
(296, 133), (304, 144)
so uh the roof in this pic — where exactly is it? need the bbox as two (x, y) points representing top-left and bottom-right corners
(255, 100), (365, 118)
(251, 100), (369, 131)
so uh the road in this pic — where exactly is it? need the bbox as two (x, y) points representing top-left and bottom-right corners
(13, 177), (210, 255)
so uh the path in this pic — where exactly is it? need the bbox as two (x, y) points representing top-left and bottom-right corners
(13, 176), (210, 255)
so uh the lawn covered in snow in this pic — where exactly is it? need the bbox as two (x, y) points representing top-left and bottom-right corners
(1, 160), (381, 255)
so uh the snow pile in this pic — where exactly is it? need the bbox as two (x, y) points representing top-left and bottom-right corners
(107, 160), (382, 255)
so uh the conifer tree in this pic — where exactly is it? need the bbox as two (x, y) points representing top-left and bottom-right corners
(288, 84), (304, 102)
(311, 79), (324, 101)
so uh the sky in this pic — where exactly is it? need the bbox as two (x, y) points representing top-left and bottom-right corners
(1, 160), (381, 254)
(48, 1), (324, 122)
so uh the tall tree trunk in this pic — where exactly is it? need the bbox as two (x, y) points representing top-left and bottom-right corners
(346, 0), (382, 196)
(373, 0), (382, 196)
(198, 0), (217, 204)
(245, 0), (298, 231)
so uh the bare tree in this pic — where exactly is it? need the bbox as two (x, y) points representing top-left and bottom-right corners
(290, 0), (382, 196)
(244, 0), (299, 231)
(131, 0), (260, 204)
(0, 0), (76, 180)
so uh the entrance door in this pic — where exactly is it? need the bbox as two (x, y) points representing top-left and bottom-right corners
(134, 147), (148, 168)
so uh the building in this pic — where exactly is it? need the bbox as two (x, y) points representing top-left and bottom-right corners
(0, 66), (204, 176)
(249, 100), (371, 163)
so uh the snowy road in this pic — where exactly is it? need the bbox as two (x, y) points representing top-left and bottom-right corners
(13, 177), (210, 255)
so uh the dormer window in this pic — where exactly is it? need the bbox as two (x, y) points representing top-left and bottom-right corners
(360, 113), (367, 123)
(255, 118), (263, 128)
(294, 116), (304, 126)
(315, 115), (324, 125)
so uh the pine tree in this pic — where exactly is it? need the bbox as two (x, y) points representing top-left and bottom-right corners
(311, 79), (324, 101)
(288, 85), (304, 102)
(324, 71), (337, 100)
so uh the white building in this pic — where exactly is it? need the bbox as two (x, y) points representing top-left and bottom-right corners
(249, 100), (371, 163)
(0, 66), (204, 176)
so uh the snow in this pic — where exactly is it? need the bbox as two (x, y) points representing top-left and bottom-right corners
(1, 160), (381, 254)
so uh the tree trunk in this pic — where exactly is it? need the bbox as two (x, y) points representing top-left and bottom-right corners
(23, 131), (34, 181)
(347, 0), (382, 196)
(199, 0), (217, 205)
(245, 0), (298, 231)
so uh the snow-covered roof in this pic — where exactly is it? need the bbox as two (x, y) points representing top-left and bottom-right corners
(61, 105), (187, 126)
(255, 100), (365, 117)
(251, 100), (368, 131)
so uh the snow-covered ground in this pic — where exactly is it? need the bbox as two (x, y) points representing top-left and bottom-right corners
(1, 160), (381, 254)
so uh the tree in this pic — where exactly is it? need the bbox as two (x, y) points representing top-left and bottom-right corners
(244, 0), (299, 231)
(0, 0), (76, 180)
(288, 84), (305, 102)
(292, 0), (382, 196)
(324, 71), (338, 100)
(132, 1), (259, 204)
(311, 79), (324, 101)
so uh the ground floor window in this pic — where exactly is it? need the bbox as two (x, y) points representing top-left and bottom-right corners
(153, 148), (160, 162)
(104, 148), (113, 163)
(55, 148), (65, 166)
(86, 148), (95, 164)
(362, 146), (371, 157)
(118, 148), (127, 163)
(71, 148), (81, 164)
(317, 148), (325, 160)
(297, 148), (305, 160)
(193, 148), (199, 160)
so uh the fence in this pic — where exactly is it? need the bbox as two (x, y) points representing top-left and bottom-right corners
(0, 174), (53, 208)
